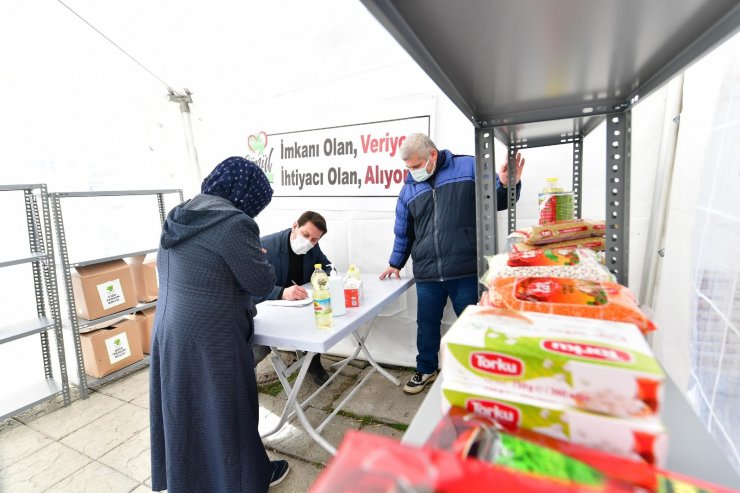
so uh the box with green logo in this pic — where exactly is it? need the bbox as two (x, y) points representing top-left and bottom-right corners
(79, 317), (144, 378)
(441, 379), (667, 466)
(440, 305), (664, 418)
(72, 259), (138, 320)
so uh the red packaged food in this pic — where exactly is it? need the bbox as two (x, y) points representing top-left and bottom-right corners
(310, 430), (596, 493)
(483, 277), (656, 334)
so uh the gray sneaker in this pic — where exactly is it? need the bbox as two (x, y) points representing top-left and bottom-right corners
(403, 369), (438, 394)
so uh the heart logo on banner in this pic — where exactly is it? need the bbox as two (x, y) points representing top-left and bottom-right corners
(248, 132), (268, 154)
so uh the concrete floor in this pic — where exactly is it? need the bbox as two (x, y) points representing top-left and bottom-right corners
(0, 354), (430, 492)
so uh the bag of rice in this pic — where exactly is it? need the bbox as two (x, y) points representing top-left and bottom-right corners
(483, 249), (616, 284)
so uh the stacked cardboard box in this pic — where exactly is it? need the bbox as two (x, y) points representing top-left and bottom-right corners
(132, 307), (156, 354)
(71, 259), (137, 320)
(128, 255), (158, 302)
(79, 317), (144, 378)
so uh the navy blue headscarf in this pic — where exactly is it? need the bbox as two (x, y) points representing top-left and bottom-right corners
(201, 157), (273, 217)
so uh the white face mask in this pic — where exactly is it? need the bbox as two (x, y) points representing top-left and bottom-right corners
(290, 233), (313, 255)
(410, 156), (434, 182)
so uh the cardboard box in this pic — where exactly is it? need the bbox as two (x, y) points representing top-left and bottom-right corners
(441, 305), (664, 418)
(441, 379), (668, 466)
(71, 259), (137, 320)
(132, 307), (156, 354)
(128, 255), (158, 302)
(79, 317), (144, 378)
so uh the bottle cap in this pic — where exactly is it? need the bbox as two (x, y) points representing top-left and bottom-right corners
(314, 263), (322, 268)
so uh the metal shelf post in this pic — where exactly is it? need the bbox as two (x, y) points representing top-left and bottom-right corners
(0, 184), (70, 420)
(474, 127), (498, 292)
(606, 111), (631, 285)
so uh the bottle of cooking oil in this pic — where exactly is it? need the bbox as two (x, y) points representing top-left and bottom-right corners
(311, 264), (332, 329)
(539, 177), (574, 225)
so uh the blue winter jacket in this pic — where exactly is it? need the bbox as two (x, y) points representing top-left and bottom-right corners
(389, 150), (521, 282)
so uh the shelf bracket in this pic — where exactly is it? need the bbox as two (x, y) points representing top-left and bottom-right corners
(606, 111), (631, 285)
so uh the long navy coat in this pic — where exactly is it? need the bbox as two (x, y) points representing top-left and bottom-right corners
(150, 194), (276, 492)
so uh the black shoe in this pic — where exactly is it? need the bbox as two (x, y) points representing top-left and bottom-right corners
(403, 369), (438, 394)
(307, 355), (330, 386)
(269, 459), (290, 487)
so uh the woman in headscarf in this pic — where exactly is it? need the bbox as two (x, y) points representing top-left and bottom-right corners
(150, 157), (289, 492)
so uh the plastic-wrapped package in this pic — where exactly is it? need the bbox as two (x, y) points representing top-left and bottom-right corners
(310, 430), (601, 493)
(482, 277), (657, 334)
(511, 236), (606, 253)
(509, 219), (605, 247)
(427, 407), (739, 493)
(482, 248), (616, 284)
(441, 306), (664, 418)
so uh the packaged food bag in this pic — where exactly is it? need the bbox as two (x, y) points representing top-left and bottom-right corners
(310, 430), (595, 493)
(511, 236), (607, 253)
(483, 277), (656, 334)
(427, 407), (739, 493)
(482, 248), (616, 284)
(441, 379), (667, 466)
(430, 406), (652, 490)
(441, 306), (664, 417)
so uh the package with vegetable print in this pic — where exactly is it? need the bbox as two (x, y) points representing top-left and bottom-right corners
(441, 306), (664, 418)
(482, 248), (615, 284)
(481, 277), (656, 334)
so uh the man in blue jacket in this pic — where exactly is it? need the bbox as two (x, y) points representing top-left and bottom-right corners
(254, 211), (333, 385)
(379, 134), (524, 394)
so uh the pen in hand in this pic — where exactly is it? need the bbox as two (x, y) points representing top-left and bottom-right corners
(291, 280), (308, 300)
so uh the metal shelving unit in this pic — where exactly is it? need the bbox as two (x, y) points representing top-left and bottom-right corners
(361, 0), (740, 487)
(51, 189), (182, 399)
(361, 0), (740, 286)
(0, 184), (70, 420)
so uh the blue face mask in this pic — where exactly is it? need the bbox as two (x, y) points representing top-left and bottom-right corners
(410, 156), (434, 182)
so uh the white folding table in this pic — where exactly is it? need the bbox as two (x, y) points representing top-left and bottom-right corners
(253, 274), (415, 454)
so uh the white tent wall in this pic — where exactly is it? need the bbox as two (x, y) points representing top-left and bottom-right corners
(0, 1), (736, 466)
(650, 32), (740, 471)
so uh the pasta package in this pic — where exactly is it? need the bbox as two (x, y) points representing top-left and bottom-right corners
(511, 236), (606, 253)
(441, 380), (667, 466)
(484, 277), (656, 334)
(441, 305), (664, 418)
(482, 248), (616, 284)
(509, 219), (607, 247)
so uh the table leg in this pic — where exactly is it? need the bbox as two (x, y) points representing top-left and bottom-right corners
(258, 349), (339, 454)
(351, 324), (401, 386)
(259, 348), (312, 438)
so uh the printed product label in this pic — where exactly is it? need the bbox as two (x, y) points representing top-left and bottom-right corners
(313, 296), (332, 316)
(507, 249), (580, 267)
(104, 331), (132, 364)
(541, 340), (633, 363)
(514, 278), (608, 306)
(465, 398), (521, 431)
(96, 278), (126, 309)
(469, 352), (524, 377)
